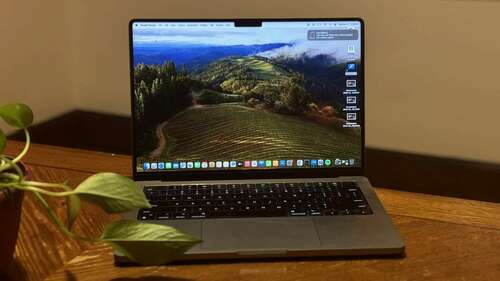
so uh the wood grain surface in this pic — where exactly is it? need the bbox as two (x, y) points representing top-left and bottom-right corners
(2, 141), (500, 281)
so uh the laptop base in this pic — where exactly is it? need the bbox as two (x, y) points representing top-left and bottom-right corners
(118, 176), (404, 265)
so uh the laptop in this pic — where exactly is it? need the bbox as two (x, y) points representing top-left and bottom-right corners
(120, 18), (404, 263)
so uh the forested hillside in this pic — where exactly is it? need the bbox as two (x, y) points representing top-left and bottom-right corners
(133, 62), (195, 155)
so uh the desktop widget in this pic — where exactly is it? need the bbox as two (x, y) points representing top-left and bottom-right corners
(342, 61), (361, 129)
(139, 158), (356, 172)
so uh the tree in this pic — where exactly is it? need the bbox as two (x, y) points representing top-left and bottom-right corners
(134, 80), (149, 122)
(281, 81), (308, 114)
(151, 78), (162, 96)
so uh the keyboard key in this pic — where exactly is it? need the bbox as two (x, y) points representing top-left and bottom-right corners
(156, 211), (172, 220)
(138, 210), (154, 220)
(174, 212), (189, 219)
(191, 213), (207, 219)
(290, 210), (307, 216)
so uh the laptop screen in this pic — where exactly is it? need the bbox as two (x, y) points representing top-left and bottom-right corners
(131, 19), (363, 173)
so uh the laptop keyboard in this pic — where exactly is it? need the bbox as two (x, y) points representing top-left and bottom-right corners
(138, 181), (373, 220)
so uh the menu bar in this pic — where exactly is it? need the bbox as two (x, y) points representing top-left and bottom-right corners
(133, 21), (361, 29)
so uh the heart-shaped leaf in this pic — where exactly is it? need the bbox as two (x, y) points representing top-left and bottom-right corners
(66, 194), (81, 229)
(100, 220), (201, 265)
(73, 172), (150, 213)
(0, 103), (33, 128)
(0, 129), (5, 154)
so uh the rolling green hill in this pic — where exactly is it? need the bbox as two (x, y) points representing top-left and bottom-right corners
(161, 103), (360, 161)
(191, 56), (301, 95)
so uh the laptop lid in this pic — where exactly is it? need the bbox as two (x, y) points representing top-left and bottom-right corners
(129, 18), (364, 181)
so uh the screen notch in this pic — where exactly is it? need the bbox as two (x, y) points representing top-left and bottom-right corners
(234, 19), (262, 27)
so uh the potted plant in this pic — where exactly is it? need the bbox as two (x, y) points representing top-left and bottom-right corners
(0, 103), (200, 270)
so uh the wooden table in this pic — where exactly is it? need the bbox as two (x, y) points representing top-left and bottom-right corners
(2, 141), (500, 281)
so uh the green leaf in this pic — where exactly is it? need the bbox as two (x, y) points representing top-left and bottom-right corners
(73, 172), (150, 213)
(0, 103), (33, 128)
(0, 128), (5, 154)
(100, 220), (201, 265)
(66, 194), (81, 229)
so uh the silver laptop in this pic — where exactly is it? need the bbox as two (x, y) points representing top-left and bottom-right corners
(121, 18), (404, 262)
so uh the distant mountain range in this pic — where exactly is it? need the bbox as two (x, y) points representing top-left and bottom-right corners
(133, 43), (290, 69)
(192, 54), (350, 107)
(134, 42), (354, 109)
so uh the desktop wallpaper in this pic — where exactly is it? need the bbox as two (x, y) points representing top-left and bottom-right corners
(132, 22), (362, 171)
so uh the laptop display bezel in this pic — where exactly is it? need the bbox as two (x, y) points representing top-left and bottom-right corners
(129, 18), (365, 181)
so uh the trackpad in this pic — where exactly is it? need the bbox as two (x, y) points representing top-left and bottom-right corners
(202, 218), (320, 250)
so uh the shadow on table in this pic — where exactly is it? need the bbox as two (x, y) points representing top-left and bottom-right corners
(65, 271), (192, 281)
(111, 277), (193, 281)
(117, 252), (406, 267)
(181, 253), (406, 265)
(1, 258), (28, 281)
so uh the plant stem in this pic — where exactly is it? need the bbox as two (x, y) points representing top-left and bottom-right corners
(0, 182), (18, 188)
(1, 172), (20, 180)
(12, 184), (74, 197)
(1, 172), (74, 198)
(12, 128), (30, 163)
(21, 180), (72, 191)
(0, 129), (30, 173)
(0, 156), (24, 178)
(31, 191), (99, 243)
